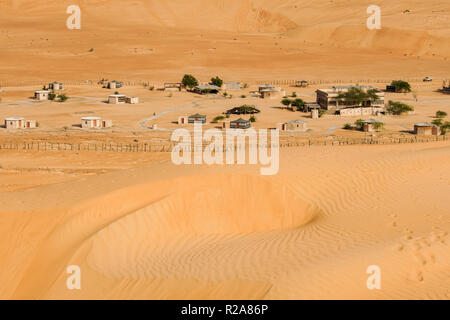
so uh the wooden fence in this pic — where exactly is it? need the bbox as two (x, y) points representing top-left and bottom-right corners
(0, 135), (448, 153)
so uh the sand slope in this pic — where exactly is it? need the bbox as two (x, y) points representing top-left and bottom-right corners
(1, 0), (449, 81)
(1, 142), (449, 299)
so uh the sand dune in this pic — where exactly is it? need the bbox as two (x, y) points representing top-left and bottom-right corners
(1, 143), (449, 299)
(0, 0), (449, 81)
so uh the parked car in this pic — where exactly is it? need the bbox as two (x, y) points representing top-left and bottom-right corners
(423, 77), (433, 82)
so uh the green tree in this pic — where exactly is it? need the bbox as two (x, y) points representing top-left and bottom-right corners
(390, 80), (411, 93)
(354, 119), (364, 129)
(291, 98), (305, 111)
(386, 100), (414, 115)
(281, 98), (292, 108)
(431, 119), (443, 126)
(337, 87), (368, 106)
(210, 76), (223, 88)
(181, 74), (198, 89)
(435, 110), (447, 118)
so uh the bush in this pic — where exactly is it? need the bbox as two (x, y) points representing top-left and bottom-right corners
(212, 115), (225, 123)
(249, 115), (256, 122)
(390, 80), (411, 93)
(387, 100), (414, 115)
(291, 92), (297, 97)
(281, 98), (292, 107)
(343, 123), (352, 130)
(441, 121), (450, 134)
(181, 74), (198, 89)
(210, 76), (223, 88)
(432, 119), (443, 126)
(354, 119), (364, 129)
(318, 109), (326, 118)
(48, 92), (56, 101)
(243, 83), (249, 89)
(435, 110), (447, 118)
(241, 95), (246, 98)
(57, 94), (68, 102)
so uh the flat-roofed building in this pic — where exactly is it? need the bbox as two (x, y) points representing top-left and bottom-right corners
(35, 90), (50, 101)
(316, 86), (385, 111)
(81, 117), (112, 129)
(49, 82), (63, 90)
(4, 117), (36, 129)
(362, 119), (384, 132)
(414, 122), (440, 136)
(222, 82), (241, 91)
(279, 120), (307, 132)
(164, 83), (182, 91)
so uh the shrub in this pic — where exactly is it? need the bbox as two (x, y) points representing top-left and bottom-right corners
(181, 74), (198, 89)
(435, 110), (447, 118)
(210, 76), (223, 88)
(281, 98), (292, 107)
(212, 115), (225, 123)
(242, 83), (249, 89)
(48, 92), (56, 100)
(432, 119), (443, 126)
(354, 119), (364, 129)
(318, 109), (326, 118)
(249, 115), (256, 122)
(390, 80), (411, 93)
(386, 100), (414, 115)
(343, 123), (352, 130)
(241, 95), (246, 98)
(57, 94), (68, 102)
(291, 92), (297, 97)
(441, 121), (450, 134)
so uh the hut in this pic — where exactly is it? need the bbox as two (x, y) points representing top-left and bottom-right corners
(230, 118), (251, 129)
(279, 120), (307, 132)
(222, 82), (241, 91)
(35, 90), (50, 101)
(125, 96), (139, 104)
(164, 83), (182, 91)
(259, 85), (285, 99)
(49, 82), (63, 90)
(178, 116), (188, 125)
(108, 94), (127, 104)
(4, 117), (36, 129)
(81, 117), (112, 129)
(362, 119), (384, 132)
(414, 123), (440, 136)
(188, 113), (207, 124)
(107, 81), (123, 89)
(194, 85), (221, 94)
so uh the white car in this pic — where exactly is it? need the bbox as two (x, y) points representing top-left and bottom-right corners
(423, 77), (433, 82)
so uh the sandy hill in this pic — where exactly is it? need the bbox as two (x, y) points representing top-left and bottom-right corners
(0, 1), (449, 82)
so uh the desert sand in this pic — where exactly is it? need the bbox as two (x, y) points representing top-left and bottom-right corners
(0, 1), (449, 300)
